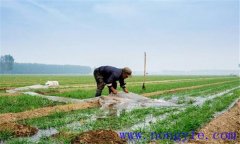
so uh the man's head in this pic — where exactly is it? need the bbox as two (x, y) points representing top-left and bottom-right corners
(122, 67), (132, 79)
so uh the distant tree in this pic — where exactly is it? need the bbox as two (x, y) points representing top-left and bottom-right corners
(0, 55), (14, 73)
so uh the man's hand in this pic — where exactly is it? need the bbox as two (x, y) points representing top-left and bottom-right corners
(110, 87), (118, 94)
(112, 89), (118, 94)
(123, 88), (129, 93)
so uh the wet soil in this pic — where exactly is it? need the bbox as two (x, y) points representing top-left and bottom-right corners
(71, 129), (127, 144)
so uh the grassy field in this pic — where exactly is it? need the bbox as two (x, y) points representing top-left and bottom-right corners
(0, 75), (239, 143)
(0, 75), (231, 88)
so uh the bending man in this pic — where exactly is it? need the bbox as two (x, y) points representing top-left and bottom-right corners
(93, 66), (132, 97)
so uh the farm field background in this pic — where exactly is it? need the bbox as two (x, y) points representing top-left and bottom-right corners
(0, 75), (239, 143)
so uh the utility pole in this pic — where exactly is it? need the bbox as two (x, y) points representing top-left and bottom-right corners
(142, 52), (146, 90)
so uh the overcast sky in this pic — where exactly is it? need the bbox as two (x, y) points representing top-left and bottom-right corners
(0, 0), (239, 72)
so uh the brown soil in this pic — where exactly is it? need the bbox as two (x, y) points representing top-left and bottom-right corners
(0, 100), (100, 124)
(51, 131), (76, 140)
(143, 80), (236, 97)
(0, 122), (38, 137)
(34, 89), (60, 95)
(0, 92), (21, 97)
(188, 100), (240, 144)
(35, 88), (84, 95)
(0, 87), (10, 91)
(71, 129), (127, 144)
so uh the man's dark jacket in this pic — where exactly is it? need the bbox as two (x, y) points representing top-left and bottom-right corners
(95, 66), (126, 88)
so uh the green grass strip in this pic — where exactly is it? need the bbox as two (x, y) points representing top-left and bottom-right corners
(0, 95), (63, 114)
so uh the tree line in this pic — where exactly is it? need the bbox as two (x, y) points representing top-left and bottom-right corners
(0, 55), (92, 74)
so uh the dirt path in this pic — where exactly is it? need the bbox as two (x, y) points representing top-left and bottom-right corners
(188, 100), (240, 144)
(0, 100), (99, 124)
(0, 92), (21, 97)
(142, 80), (237, 97)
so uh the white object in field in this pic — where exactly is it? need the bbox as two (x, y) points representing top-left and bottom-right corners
(45, 81), (59, 87)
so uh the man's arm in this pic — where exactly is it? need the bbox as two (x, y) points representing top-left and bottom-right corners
(106, 75), (118, 94)
(119, 79), (128, 93)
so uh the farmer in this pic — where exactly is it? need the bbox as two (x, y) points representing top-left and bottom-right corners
(93, 66), (132, 97)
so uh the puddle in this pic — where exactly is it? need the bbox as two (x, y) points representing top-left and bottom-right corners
(129, 114), (162, 130)
(27, 115), (97, 142)
(167, 96), (194, 104)
(126, 110), (184, 132)
(29, 128), (58, 142)
(65, 121), (82, 131)
(63, 113), (108, 132)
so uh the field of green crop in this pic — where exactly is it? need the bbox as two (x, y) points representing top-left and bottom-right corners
(0, 75), (239, 143)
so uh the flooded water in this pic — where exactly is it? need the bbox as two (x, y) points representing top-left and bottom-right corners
(166, 86), (239, 106)
(193, 86), (239, 106)
(126, 109), (185, 132)
(29, 128), (58, 142)
(65, 121), (82, 131)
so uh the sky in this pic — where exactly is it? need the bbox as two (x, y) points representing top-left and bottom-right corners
(0, 0), (239, 72)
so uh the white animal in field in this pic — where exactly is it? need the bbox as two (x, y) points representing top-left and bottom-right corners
(45, 81), (59, 87)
